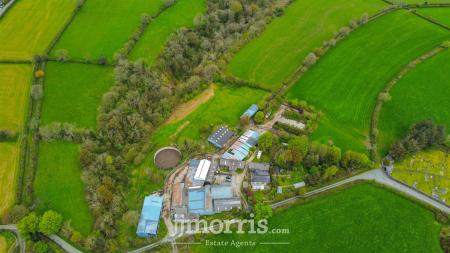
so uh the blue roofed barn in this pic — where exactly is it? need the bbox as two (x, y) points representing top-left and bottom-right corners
(241, 104), (259, 119)
(136, 195), (164, 237)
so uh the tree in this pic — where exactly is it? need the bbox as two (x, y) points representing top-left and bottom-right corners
(55, 49), (69, 62)
(230, 0), (243, 13)
(324, 145), (341, 166)
(18, 212), (39, 237)
(240, 116), (250, 126)
(33, 241), (49, 253)
(287, 136), (309, 165)
(254, 111), (265, 124)
(254, 203), (272, 221)
(258, 132), (273, 152)
(39, 211), (63, 236)
(31, 85), (43, 100)
(304, 52), (318, 67)
(34, 70), (45, 78)
(341, 151), (371, 171)
(323, 166), (339, 180)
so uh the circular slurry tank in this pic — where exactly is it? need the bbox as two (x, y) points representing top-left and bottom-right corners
(154, 147), (182, 169)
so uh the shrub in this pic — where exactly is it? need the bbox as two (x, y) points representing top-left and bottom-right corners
(0, 129), (17, 141)
(254, 111), (265, 124)
(39, 210), (63, 236)
(33, 241), (49, 253)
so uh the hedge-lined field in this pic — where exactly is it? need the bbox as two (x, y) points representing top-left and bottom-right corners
(227, 0), (385, 90)
(51, 0), (164, 60)
(130, 0), (206, 64)
(0, 0), (76, 60)
(35, 142), (93, 235)
(286, 11), (450, 152)
(378, 49), (450, 155)
(0, 143), (20, 217)
(418, 8), (450, 27)
(0, 64), (31, 131)
(0, 64), (31, 216)
(41, 63), (113, 129)
(187, 183), (442, 253)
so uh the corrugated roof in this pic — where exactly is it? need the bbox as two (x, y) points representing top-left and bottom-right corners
(211, 185), (233, 199)
(137, 195), (163, 237)
(194, 159), (211, 181)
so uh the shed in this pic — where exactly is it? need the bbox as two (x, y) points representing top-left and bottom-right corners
(241, 104), (259, 119)
(136, 195), (163, 237)
(208, 126), (234, 148)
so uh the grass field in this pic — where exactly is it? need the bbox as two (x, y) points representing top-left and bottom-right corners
(0, 143), (20, 217)
(392, 150), (450, 203)
(0, 236), (5, 253)
(0, 0), (76, 60)
(227, 0), (385, 90)
(35, 142), (93, 235)
(418, 8), (450, 27)
(151, 84), (267, 147)
(186, 183), (442, 253)
(0, 232), (15, 253)
(41, 62), (113, 129)
(0, 64), (31, 217)
(51, 0), (164, 60)
(378, 49), (450, 154)
(286, 11), (450, 152)
(0, 64), (32, 131)
(130, 0), (206, 64)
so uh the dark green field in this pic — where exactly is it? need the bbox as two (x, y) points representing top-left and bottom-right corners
(286, 11), (450, 152)
(41, 62), (113, 129)
(51, 0), (164, 60)
(378, 49), (450, 155)
(418, 8), (450, 27)
(129, 0), (206, 64)
(34, 142), (93, 235)
(187, 184), (442, 253)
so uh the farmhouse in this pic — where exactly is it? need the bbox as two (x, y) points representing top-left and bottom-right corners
(241, 104), (259, 119)
(136, 195), (163, 237)
(208, 126), (234, 148)
(250, 163), (271, 190)
(222, 130), (260, 161)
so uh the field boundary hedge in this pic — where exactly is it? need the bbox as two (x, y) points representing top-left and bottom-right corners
(411, 9), (450, 30)
(369, 44), (448, 160)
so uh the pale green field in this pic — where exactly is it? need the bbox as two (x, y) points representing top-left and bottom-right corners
(0, 143), (20, 217)
(392, 150), (450, 203)
(227, 0), (385, 90)
(0, 0), (77, 60)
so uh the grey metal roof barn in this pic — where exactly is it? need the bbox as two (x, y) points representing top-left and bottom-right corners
(208, 126), (234, 148)
(248, 162), (270, 171)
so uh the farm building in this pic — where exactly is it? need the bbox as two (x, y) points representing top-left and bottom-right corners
(208, 126), (234, 148)
(136, 195), (164, 237)
(220, 158), (246, 172)
(222, 130), (260, 161)
(250, 163), (271, 190)
(214, 198), (242, 212)
(241, 104), (259, 119)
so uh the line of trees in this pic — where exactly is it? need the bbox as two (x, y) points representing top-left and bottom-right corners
(77, 0), (277, 251)
(390, 120), (447, 160)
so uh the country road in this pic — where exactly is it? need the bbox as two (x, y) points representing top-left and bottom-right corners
(0, 224), (25, 253)
(272, 169), (450, 214)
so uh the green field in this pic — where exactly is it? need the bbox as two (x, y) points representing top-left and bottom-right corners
(378, 49), (450, 154)
(418, 8), (450, 27)
(151, 84), (267, 148)
(286, 11), (450, 152)
(392, 150), (450, 203)
(227, 0), (385, 90)
(0, 143), (20, 217)
(0, 0), (76, 60)
(130, 0), (206, 64)
(51, 0), (164, 60)
(187, 184), (442, 253)
(41, 62), (113, 129)
(35, 142), (93, 235)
